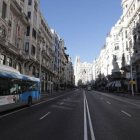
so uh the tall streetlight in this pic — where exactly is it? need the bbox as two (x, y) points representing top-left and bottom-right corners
(39, 38), (45, 95)
(129, 43), (134, 96)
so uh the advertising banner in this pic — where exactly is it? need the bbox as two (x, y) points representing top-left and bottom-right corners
(0, 95), (20, 106)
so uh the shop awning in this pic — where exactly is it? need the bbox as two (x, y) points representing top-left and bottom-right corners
(108, 82), (113, 87)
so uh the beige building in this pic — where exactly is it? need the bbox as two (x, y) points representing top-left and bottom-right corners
(0, 0), (74, 92)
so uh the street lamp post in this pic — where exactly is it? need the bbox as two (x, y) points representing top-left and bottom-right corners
(39, 38), (45, 95)
(129, 46), (134, 96)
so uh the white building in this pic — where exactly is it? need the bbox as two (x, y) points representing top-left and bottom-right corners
(93, 0), (140, 93)
(74, 56), (92, 86)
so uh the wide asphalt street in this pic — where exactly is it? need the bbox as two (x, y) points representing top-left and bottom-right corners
(1, 89), (140, 140)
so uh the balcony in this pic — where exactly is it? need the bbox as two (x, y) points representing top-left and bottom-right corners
(20, 13), (29, 25)
(42, 50), (50, 60)
(112, 69), (123, 73)
(8, 42), (19, 55)
(11, 0), (22, 16)
(30, 53), (36, 61)
(39, 25), (53, 44)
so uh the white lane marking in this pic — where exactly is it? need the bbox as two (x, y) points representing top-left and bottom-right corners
(84, 90), (96, 140)
(0, 108), (28, 119)
(60, 102), (64, 105)
(101, 98), (103, 99)
(121, 110), (131, 117)
(83, 90), (88, 140)
(107, 101), (111, 104)
(68, 98), (70, 99)
(93, 91), (140, 108)
(40, 112), (51, 120)
(0, 90), (78, 119)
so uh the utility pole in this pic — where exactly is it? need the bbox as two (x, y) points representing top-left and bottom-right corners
(129, 45), (134, 96)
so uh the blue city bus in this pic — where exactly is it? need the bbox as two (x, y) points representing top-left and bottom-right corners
(0, 64), (41, 112)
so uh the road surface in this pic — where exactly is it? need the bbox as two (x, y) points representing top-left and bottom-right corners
(1, 89), (140, 140)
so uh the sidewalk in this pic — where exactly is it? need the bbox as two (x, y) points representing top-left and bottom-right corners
(106, 91), (140, 100)
(97, 90), (140, 100)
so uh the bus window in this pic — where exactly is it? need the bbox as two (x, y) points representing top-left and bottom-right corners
(0, 77), (9, 95)
(18, 79), (27, 94)
(32, 82), (38, 91)
(9, 79), (18, 94)
(26, 81), (38, 92)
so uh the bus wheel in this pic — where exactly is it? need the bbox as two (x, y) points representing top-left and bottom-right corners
(28, 97), (32, 107)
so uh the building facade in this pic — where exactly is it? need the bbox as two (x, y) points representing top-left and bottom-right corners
(0, 0), (74, 92)
(74, 56), (92, 86)
(93, 0), (140, 93)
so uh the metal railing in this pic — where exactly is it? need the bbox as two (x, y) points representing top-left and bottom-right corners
(12, 0), (22, 12)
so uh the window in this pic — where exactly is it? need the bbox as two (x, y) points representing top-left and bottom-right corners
(27, 12), (31, 19)
(32, 66), (35, 75)
(114, 35), (119, 41)
(25, 43), (29, 52)
(26, 26), (30, 36)
(45, 73), (47, 80)
(125, 30), (127, 38)
(32, 28), (36, 39)
(26, 81), (38, 91)
(0, 77), (9, 95)
(0, 77), (38, 95)
(7, 57), (12, 67)
(127, 55), (129, 61)
(18, 26), (21, 36)
(28, 0), (32, 5)
(114, 45), (119, 50)
(114, 55), (117, 61)
(9, 79), (20, 94)
(31, 45), (36, 55)
(0, 54), (6, 65)
(134, 35), (137, 44)
(16, 62), (21, 73)
(48, 75), (50, 81)
(34, 2), (37, 11)
(2, 2), (6, 19)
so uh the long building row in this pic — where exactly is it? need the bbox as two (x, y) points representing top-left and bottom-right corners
(93, 0), (140, 93)
(0, 0), (74, 92)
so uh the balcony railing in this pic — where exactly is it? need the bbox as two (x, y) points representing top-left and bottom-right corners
(12, 0), (22, 13)
(22, 13), (28, 22)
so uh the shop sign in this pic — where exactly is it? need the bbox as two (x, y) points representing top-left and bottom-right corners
(126, 72), (130, 78)
(129, 81), (136, 84)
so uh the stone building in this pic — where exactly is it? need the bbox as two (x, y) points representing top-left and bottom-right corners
(0, 0), (74, 92)
(74, 56), (92, 86)
(93, 0), (140, 93)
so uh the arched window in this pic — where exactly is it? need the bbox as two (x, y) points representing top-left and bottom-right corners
(16, 62), (21, 73)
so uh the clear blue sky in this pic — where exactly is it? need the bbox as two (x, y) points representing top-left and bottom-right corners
(39, 0), (122, 66)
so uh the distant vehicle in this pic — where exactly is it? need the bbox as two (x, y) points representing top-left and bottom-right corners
(87, 85), (91, 91)
(0, 64), (41, 112)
